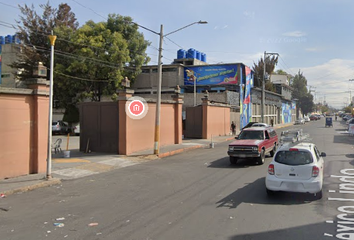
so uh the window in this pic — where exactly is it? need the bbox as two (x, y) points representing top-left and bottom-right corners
(162, 68), (177, 72)
(141, 69), (150, 73)
(275, 150), (313, 165)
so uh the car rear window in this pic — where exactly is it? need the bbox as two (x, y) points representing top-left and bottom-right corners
(52, 122), (58, 125)
(275, 150), (313, 166)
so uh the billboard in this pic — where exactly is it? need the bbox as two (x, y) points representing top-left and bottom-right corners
(240, 66), (254, 128)
(184, 64), (239, 86)
(0, 45), (2, 84)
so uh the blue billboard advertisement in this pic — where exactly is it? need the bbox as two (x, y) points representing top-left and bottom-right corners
(184, 64), (239, 86)
(0, 45), (2, 84)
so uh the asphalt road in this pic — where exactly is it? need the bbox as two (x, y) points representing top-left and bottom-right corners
(0, 118), (353, 240)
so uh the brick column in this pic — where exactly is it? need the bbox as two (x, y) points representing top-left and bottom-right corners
(27, 79), (49, 173)
(171, 86), (184, 144)
(117, 89), (134, 155)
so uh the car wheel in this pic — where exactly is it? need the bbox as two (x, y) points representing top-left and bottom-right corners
(257, 149), (265, 165)
(230, 156), (238, 165)
(270, 144), (277, 157)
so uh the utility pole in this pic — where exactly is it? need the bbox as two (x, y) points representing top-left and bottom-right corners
(261, 51), (279, 123)
(46, 31), (56, 179)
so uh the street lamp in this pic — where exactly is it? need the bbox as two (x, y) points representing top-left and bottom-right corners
(153, 21), (207, 154)
(261, 51), (279, 123)
(46, 31), (56, 179)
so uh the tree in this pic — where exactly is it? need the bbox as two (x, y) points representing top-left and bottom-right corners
(252, 55), (278, 92)
(55, 15), (150, 103)
(291, 70), (315, 115)
(11, 2), (78, 80)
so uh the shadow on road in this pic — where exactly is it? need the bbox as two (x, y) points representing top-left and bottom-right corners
(207, 156), (260, 169)
(228, 222), (333, 240)
(216, 177), (321, 209)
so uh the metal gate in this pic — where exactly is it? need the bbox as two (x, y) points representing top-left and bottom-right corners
(79, 102), (119, 153)
(184, 106), (203, 138)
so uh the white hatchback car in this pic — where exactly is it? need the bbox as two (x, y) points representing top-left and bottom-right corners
(265, 139), (326, 199)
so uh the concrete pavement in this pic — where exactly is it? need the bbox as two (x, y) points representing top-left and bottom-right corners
(0, 123), (293, 197)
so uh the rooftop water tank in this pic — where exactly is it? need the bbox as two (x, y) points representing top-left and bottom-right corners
(177, 49), (186, 59)
(196, 50), (201, 60)
(201, 53), (207, 62)
(0, 36), (4, 45)
(5, 35), (12, 44)
(187, 48), (197, 59)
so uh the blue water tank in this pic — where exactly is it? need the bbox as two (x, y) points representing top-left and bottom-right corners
(201, 53), (207, 62)
(5, 35), (12, 44)
(196, 50), (201, 60)
(0, 36), (4, 45)
(12, 34), (20, 44)
(187, 48), (196, 59)
(177, 49), (186, 59)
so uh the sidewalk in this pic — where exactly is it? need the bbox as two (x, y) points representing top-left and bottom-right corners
(0, 123), (293, 196)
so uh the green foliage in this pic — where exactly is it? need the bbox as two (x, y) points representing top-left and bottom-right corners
(13, 2), (151, 111)
(62, 104), (79, 124)
(290, 71), (315, 115)
(11, 2), (78, 80)
(252, 55), (278, 88)
(321, 105), (329, 113)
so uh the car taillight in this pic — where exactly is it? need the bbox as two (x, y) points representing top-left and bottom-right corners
(312, 166), (319, 177)
(268, 164), (275, 175)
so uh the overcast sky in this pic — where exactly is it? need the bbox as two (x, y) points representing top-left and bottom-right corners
(1, 0), (354, 108)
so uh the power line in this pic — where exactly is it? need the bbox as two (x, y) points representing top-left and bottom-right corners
(0, 1), (18, 9)
(70, 0), (107, 20)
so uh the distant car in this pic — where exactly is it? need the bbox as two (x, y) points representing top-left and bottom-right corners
(295, 118), (305, 125)
(52, 121), (70, 135)
(241, 122), (258, 130)
(310, 115), (318, 121)
(73, 124), (80, 136)
(265, 132), (326, 199)
(304, 116), (310, 122)
(252, 123), (270, 127)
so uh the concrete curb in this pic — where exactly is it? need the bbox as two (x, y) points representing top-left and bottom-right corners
(158, 144), (204, 158)
(1, 178), (61, 196)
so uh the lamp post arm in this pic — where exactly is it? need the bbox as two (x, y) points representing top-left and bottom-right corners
(164, 21), (207, 37)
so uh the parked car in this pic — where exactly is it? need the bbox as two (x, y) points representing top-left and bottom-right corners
(227, 126), (278, 165)
(265, 131), (326, 199)
(52, 121), (71, 135)
(241, 121), (258, 130)
(304, 116), (310, 122)
(73, 124), (80, 136)
(294, 118), (305, 125)
(251, 123), (270, 127)
(309, 115), (317, 121)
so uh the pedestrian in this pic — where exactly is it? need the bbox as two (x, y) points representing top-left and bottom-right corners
(270, 118), (274, 127)
(231, 121), (236, 135)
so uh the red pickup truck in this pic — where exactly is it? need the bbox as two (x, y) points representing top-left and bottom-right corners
(227, 126), (278, 165)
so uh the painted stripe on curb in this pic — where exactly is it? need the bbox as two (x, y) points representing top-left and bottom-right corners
(158, 145), (204, 158)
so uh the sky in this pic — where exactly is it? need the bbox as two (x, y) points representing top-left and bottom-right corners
(1, 0), (354, 108)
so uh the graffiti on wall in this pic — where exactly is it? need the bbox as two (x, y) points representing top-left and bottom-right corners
(282, 102), (292, 123)
(240, 66), (254, 129)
